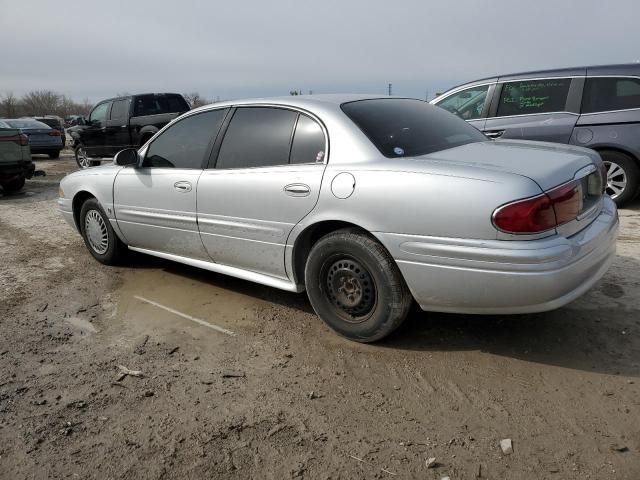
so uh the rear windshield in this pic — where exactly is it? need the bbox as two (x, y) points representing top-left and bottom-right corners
(35, 118), (62, 128)
(4, 119), (50, 129)
(341, 98), (486, 157)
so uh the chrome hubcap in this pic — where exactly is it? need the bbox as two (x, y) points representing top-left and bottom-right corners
(325, 258), (376, 323)
(77, 147), (90, 168)
(85, 209), (109, 254)
(603, 160), (627, 199)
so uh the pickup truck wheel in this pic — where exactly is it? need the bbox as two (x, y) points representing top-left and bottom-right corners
(304, 229), (413, 343)
(79, 198), (126, 265)
(1, 176), (26, 194)
(601, 150), (640, 205)
(75, 145), (91, 169)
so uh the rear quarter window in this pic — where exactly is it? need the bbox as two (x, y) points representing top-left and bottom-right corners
(582, 77), (640, 113)
(341, 98), (486, 158)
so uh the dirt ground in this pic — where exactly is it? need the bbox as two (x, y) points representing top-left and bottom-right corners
(1, 155), (639, 480)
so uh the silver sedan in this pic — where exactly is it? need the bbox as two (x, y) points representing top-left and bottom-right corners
(58, 95), (618, 342)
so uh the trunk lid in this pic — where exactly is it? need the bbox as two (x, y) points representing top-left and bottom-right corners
(421, 139), (600, 191)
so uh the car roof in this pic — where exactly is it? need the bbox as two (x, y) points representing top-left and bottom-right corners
(190, 94), (418, 113)
(441, 62), (640, 94)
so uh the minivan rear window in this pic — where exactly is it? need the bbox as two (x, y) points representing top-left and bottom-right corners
(582, 77), (640, 113)
(341, 98), (486, 158)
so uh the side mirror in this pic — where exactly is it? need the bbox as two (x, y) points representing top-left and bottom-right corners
(114, 148), (140, 167)
(78, 117), (87, 126)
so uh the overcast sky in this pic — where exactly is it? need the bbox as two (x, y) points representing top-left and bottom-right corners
(1, 0), (639, 103)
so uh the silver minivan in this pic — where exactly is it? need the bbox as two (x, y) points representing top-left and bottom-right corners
(432, 63), (640, 205)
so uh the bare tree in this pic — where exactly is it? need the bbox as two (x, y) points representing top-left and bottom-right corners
(183, 92), (209, 108)
(20, 90), (61, 116)
(0, 92), (20, 117)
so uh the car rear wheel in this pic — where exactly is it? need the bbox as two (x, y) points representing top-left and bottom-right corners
(1, 176), (26, 194)
(304, 228), (413, 342)
(79, 198), (126, 265)
(601, 150), (640, 205)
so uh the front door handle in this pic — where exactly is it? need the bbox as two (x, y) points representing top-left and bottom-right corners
(284, 183), (310, 197)
(174, 181), (192, 193)
(483, 129), (504, 139)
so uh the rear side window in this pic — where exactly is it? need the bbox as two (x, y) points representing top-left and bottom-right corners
(144, 109), (227, 169)
(110, 99), (130, 122)
(133, 95), (160, 116)
(497, 79), (571, 116)
(157, 95), (190, 114)
(436, 84), (490, 120)
(582, 77), (640, 113)
(290, 114), (326, 164)
(341, 98), (486, 158)
(216, 107), (297, 169)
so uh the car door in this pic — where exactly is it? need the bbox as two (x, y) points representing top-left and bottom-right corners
(113, 108), (228, 259)
(432, 83), (494, 131)
(83, 101), (111, 156)
(104, 98), (132, 156)
(197, 106), (327, 279)
(483, 77), (580, 142)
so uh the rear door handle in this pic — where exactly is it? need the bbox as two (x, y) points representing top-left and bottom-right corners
(483, 130), (504, 139)
(284, 183), (310, 197)
(174, 181), (192, 193)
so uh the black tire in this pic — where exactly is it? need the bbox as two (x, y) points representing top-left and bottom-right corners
(304, 228), (413, 342)
(79, 198), (126, 265)
(75, 145), (91, 169)
(1, 176), (26, 194)
(48, 150), (60, 159)
(600, 150), (640, 206)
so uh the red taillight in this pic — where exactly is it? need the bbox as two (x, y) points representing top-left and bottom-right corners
(48, 130), (62, 136)
(19, 134), (29, 146)
(493, 175), (601, 234)
(493, 194), (557, 234)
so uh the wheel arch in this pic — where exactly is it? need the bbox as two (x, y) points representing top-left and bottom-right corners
(71, 190), (96, 231)
(138, 126), (159, 146)
(290, 219), (390, 287)
(590, 144), (639, 164)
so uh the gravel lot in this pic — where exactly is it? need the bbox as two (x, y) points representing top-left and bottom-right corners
(1, 155), (639, 479)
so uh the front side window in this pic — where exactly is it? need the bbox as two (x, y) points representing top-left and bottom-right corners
(497, 78), (571, 117)
(436, 85), (490, 120)
(290, 114), (326, 164)
(341, 98), (487, 158)
(89, 102), (110, 126)
(110, 99), (130, 122)
(216, 107), (297, 169)
(144, 109), (227, 169)
(582, 77), (640, 113)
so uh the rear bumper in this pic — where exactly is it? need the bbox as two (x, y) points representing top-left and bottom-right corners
(31, 145), (63, 153)
(378, 196), (619, 314)
(0, 161), (35, 181)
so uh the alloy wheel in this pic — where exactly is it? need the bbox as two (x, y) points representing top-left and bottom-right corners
(85, 209), (109, 254)
(603, 160), (627, 199)
(77, 147), (90, 169)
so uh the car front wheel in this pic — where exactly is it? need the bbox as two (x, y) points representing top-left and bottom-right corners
(601, 150), (640, 205)
(304, 228), (413, 342)
(79, 198), (126, 265)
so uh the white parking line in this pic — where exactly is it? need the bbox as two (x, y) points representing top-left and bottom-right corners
(133, 295), (236, 336)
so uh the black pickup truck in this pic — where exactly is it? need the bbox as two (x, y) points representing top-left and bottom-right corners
(68, 93), (190, 168)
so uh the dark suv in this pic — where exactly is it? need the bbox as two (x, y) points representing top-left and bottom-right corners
(432, 63), (640, 205)
(68, 93), (190, 168)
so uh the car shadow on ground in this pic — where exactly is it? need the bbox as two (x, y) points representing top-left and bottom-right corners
(125, 249), (640, 378)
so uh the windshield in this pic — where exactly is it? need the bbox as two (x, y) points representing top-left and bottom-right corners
(4, 119), (51, 129)
(341, 98), (487, 157)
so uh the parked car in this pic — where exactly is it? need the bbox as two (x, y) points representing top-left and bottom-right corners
(67, 93), (190, 169)
(0, 118), (63, 158)
(58, 95), (618, 342)
(431, 63), (640, 205)
(0, 124), (34, 194)
(31, 116), (66, 148)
